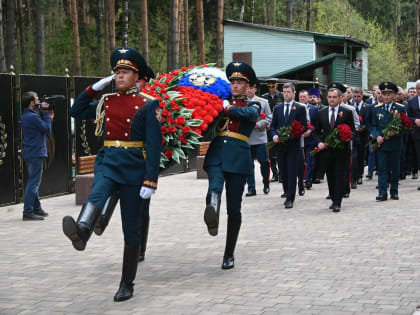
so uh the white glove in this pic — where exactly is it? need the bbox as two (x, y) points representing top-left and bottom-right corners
(223, 100), (230, 109)
(92, 74), (115, 91)
(139, 186), (155, 199)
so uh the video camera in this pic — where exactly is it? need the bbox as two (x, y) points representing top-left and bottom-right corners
(38, 95), (65, 111)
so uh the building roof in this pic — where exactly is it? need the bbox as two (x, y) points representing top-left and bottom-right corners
(223, 19), (370, 48)
(271, 53), (345, 77)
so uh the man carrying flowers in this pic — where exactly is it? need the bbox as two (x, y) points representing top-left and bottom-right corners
(203, 61), (261, 270)
(313, 83), (355, 212)
(371, 81), (407, 201)
(270, 83), (307, 209)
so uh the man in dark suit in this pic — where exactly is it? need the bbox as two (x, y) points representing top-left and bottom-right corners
(352, 87), (370, 185)
(407, 80), (420, 189)
(313, 83), (355, 212)
(203, 61), (261, 270)
(271, 83), (307, 209)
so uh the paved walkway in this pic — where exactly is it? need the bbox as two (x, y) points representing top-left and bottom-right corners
(1, 169), (420, 315)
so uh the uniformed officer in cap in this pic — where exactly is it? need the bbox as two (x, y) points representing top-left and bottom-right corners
(62, 47), (162, 302)
(371, 81), (406, 201)
(262, 78), (283, 182)
(203, 61), (261, 270)
(136, 65), (155, 91)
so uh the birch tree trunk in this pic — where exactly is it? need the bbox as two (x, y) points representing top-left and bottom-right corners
(216, 0), (224, 67)
(141, 0), (149, 63)
(196, 0), (205, 64)
(70, 0), (81, 75)
(0, 0), (6, 72)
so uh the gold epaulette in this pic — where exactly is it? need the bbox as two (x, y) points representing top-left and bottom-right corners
(296, 102), (305, 106)
(375, 103), (383, 108)
(139, 92), (156, 100)
(395, 102), (405, 107)
(94, 93), (117, 137)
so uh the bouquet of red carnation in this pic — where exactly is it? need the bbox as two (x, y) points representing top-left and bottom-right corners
(267, 120), (305, 150)
(310, 123), (352, 156)
(370, 112), (412, 150)
(307, 122), (315, 130)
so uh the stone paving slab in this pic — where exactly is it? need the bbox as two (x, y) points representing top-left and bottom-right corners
(1, 167), (420, 314)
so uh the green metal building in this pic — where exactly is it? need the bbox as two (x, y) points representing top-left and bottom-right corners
(223, 19), (370, 89)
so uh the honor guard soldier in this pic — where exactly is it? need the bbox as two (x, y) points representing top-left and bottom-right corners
(262, 78), (283, 182)
(371, 81), (406, 201)
(62, 47), (162, 302)
(245, 81), (272, 196)
(203, 61), (261, 270)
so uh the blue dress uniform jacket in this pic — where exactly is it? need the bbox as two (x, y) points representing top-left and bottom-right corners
(270, 101), (307, 152)
(70, 86), (161, 188)
(204, 97), (260, 176)
(371, 102), (406, 152)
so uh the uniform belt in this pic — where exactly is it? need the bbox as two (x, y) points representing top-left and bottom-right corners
(103, 140), (145, 148)
(217, 131), (248, 142)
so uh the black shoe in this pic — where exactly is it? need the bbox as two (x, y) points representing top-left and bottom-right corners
(34, 209), (48, 217)
(298, 188), (305, 196)
(281, 193), (287, 198)
(204, 192), (221, 236)
(332, 205), (341, 212)
(284, 201), (293, 209)
(313, 179), (321, 184)
(329, 204), (334, 210)
(357, 178), (363, 185)
(326, 195), (331, 199)
(413, 173), (418, 179)
(343, 193), (350, 198)
(22, 213), (44, 221)
(62, 202), (100, 251)
(305, 181), (312, 189)
(351, 183), (357, 189)
(114, 282), (134, 302)
(222, 256), (234, 270)
(417, 186), (420, 191)
(114, 245), (139, 302)
(366, 173), (373, 179)
(263, 185), (270, 194)
(390, 195), (399, 200)
(278, 178), (282, 183)
(270, 175), (278, 182)
(245, 190), (256, 197)
(376, 195), (387, 201)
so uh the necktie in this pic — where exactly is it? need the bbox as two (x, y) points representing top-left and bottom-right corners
(330, 108), (335, 129)
(285, 103), (290, 121)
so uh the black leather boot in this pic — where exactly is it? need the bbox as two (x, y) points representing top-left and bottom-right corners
(114, 245), (140, 302)
(204, 192), (221, 236)
(94, 194), (119, 236)
(261, 161), (270, 194)
(222, 217), (241, 270)
(138, 214), (150, 262)
(62, 202), (100, 251)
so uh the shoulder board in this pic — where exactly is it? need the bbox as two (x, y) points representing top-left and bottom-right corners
(395, 102), (405, 107)
(138, 92), (156, 100)
(101, 92), (118, 99)
(375, 103), (383, 108)
(255, 96), (267, 102)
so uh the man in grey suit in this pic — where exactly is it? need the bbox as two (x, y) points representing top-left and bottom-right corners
(407, 79), (420, 189)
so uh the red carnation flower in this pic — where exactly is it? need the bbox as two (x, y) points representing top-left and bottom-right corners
(164, 150), (173, 159)
(192, 127), (202, 135)
(291, 120), (305, 138)
(162, 109), (170, 117)
(176, 116), (186, 126)
(182, 126), (191, 134)
(168, 126), (177, 133)
(179, 135), (187, 144)
(161, 126), (168, 135)
(337, 124), (352, 142)
(400, 112), (413, 129)
(307, 122), (315, 130)
(358, 115), (363, 122)
(204, 115), (214, 124)
(200, 122), (208, 131)
(260, 112), (267, 119)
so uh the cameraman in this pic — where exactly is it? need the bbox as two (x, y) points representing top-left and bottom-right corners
(21, 91), (54, 220)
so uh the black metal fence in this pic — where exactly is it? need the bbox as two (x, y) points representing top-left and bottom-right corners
(0, 73), (196, 207)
